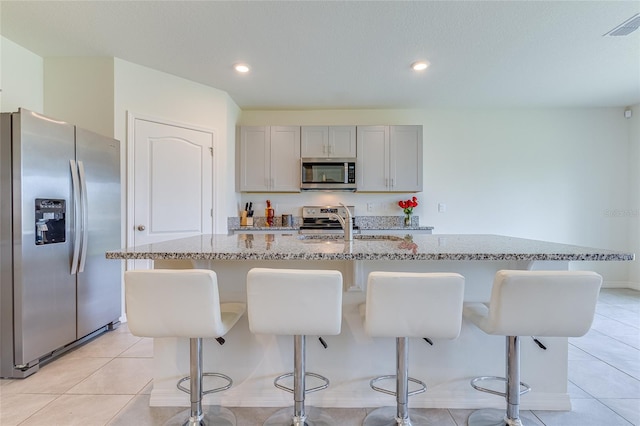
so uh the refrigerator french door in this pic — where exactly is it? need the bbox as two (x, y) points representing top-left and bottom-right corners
(0, 108), (121, 378)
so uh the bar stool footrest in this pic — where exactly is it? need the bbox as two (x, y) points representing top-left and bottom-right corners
(273, 372), (329, 394)
(176, 372), (233, 396)
(370, 374), (427, 397)
(470, 376), (530, 398)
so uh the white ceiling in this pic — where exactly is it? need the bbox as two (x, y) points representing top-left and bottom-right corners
(2, 1), (639, 110)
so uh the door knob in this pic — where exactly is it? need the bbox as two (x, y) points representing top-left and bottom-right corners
(137, 225), (146, 231)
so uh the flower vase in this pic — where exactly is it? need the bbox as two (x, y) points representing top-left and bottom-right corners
(404, 214), (411, 227)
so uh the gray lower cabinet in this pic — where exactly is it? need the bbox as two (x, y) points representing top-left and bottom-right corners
(239, 126), (301, 192)
(356, 125), (423, 192)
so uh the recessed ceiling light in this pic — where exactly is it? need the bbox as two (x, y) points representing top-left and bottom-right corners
(411, 61), (429, 71)
(234, 63), (250, 73)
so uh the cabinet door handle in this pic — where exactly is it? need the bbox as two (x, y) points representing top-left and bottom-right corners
(137, 225), (146, 231)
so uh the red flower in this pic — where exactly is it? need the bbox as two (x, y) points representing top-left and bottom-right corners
(398, 197), (419, 214)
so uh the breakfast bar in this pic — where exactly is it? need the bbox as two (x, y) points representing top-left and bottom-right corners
(107, 233), (633, 411)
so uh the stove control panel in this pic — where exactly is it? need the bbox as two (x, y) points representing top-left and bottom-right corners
(302, 205), (355, 219)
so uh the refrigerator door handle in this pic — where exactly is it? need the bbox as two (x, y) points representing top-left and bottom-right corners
(77, 160), (89, 273)
(70, 159), (81, 274)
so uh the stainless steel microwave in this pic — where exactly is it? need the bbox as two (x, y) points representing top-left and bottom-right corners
(301, 158), (356, 191)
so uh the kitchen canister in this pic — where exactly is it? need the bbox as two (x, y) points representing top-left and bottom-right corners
(281, 214), (293, 227)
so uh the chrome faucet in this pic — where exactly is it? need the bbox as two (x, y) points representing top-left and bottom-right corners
(328, 203), (353, 242)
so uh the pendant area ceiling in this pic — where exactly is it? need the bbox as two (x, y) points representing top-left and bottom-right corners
(1, 1), (639, 110)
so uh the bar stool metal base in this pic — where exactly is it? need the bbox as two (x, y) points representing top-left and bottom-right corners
(367, 338), (428, 426)
(363, 406), (436, 426)
(263, 406), (335, 426)
(468, 337), (534, 426)
(265, 336), (334, 426)
(164, 405), (236, 426)
(467, 408), (539, 426)
(168, 338), (236, 426)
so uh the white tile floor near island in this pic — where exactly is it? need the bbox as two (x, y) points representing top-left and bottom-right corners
(1, 288), (638, 426)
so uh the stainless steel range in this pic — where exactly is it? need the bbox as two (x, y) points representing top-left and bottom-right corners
(299, 205), (358, 234)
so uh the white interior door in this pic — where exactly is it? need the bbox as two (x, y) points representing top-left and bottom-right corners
(130, 117), (213, 260)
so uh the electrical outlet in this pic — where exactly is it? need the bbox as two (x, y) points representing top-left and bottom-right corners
(438, 203), (447, 213)
(367, 202), (374, 212)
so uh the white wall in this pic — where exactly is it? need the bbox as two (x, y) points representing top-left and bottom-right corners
(628, 104), (639, 289)
(226, 95), (242, 223)
(240, 108), (633, 286)
(0, 5), (2, 108)
(1, 37), (43, 113)
(44, 57), (114, 138)
(3, 50), (241, 234)
(113, 58), (240, 234)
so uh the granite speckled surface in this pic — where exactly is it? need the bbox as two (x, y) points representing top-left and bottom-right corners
(227, 215), (434, 233)
(106, 234), (634, 262)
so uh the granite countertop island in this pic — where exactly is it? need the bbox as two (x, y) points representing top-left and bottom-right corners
(107, 233), (633, 411)
(106, 233), (634, 262)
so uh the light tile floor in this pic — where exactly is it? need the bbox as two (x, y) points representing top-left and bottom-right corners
(1, 288), (638, 425)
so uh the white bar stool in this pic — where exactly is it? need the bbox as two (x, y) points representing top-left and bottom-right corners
(362, 271), (465, 426)
(463, 270), (602, 426)
(246, 267), (343, 426)
(125, 269), (246, 426)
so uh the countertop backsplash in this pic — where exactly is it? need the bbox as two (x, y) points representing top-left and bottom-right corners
(228, 215), (429, 230)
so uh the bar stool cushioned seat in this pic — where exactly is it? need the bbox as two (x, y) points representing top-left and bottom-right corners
(247, 267), (343, 426)
(463, 270), (602, 426)
(125, 269), (246, 426)
(363, 271), (465, 426)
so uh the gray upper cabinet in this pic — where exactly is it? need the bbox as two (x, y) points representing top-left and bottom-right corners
(356, 125), (423, 192)
(301, 126), (356, 158)
(356, 126), (388, 191)
(239, 126), (301, 192)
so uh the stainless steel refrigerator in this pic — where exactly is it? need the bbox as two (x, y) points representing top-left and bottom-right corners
(1, 108), (122, 378)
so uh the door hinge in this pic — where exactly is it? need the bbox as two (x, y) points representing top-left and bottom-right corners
(211, 209), (213, 217)
(209, 147), (213, 156)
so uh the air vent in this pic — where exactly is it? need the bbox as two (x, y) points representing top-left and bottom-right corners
(603, 13), (640, 36)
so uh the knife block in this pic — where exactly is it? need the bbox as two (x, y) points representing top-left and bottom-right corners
(241, 211), (253, 227)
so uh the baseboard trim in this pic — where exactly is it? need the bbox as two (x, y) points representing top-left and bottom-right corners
(149, 388), (571, 411)
(602, 280), (640, 290)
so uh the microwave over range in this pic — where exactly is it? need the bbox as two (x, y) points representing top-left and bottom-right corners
(301, 158), (356, 191)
